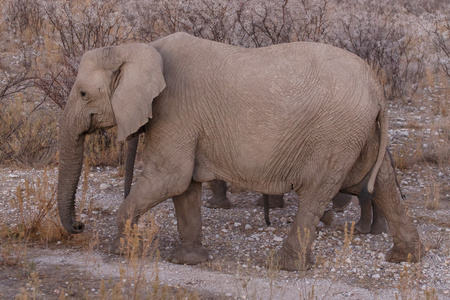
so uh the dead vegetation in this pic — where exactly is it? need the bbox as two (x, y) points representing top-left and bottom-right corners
(0, 0), (449, 299)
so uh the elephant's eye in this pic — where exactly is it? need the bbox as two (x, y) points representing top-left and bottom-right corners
(80, 91), (87, 98)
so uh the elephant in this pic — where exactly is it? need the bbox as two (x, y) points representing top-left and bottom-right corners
(57, 32), (424, 271)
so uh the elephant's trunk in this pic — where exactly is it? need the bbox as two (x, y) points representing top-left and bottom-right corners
(57, 120), (86, 234)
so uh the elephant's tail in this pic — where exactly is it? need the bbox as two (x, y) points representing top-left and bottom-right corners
(367, 103), (388, 193)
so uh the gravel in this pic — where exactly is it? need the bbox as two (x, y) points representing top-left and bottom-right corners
(0, 101), (449, 299)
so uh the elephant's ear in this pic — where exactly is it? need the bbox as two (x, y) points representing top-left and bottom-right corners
(109, 44), (166, 141)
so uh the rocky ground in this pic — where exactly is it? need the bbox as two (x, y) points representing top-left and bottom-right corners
(0, 101), (449, 299)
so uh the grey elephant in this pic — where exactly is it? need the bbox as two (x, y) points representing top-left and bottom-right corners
(57, 32), (424, 270)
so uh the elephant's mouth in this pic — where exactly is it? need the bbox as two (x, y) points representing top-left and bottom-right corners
(85, 113), (116, 134)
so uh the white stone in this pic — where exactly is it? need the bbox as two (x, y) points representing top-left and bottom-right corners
(273, 236), (283, 242)
(244, 224), (252, 230)
(100, 183), (109, 190)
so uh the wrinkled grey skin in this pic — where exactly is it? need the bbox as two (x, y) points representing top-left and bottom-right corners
(125, 141), (275, 226)
(57, 32), (424, 271)
(124, 136), (276, 227)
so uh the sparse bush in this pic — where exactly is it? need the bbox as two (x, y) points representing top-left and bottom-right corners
(0, 95), (58, 166)
(235, 0), (331, 47)
(0, 0), (448, 168)
(331, 1), (427, 100)
(4, 0), (45, 39)
(430, 16), (450, 78)
(34, 0), (136, 109)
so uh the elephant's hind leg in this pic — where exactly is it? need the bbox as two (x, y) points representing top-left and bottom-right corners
(275, 185), (341, 271)
(332, 193), (352, 212)
(374, 154), (424, 262)
(355, 188), (373, 234)
(370, 201), (388, 234)
(206, 180), (232, 209)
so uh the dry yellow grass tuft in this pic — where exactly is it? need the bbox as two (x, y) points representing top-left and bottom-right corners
(5, 169), (66, 242)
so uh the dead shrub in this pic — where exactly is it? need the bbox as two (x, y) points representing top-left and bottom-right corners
(332, 2), (426, 100)
(0, 95), (58, 167)
(0, 0), (448, 169)
(85, 128), (124, 167)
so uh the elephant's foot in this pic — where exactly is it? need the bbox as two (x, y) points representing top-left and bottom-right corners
(385, 241), (425, 263)
(108, 237), (122, 255)
(273, 244), (312, 271)
(256, 195), (284, 208)
(169, 245), (209, 265)
(319, 210), (334, 226)
(370, 218), (388, 234)
(205, 196), (232, 209)
(355, 219), (372, 234)
(108, 235), (143, 256)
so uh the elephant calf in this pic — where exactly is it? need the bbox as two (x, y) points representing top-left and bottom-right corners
(207, 180), (388, 233)
(57, 32), (424, 271)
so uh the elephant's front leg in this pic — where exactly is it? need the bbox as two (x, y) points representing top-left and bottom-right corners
(169, 181), (209, 265)
(110, 176), (168, 254)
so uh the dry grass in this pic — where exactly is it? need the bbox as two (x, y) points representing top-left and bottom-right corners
(424, 172), (441, 210)
(93, 214), (200, 299)
(85, 128), (124, 167)
(395, 255), (438, 300)
(0, 0), (447, 298)
(2, 168), (66, 243)
(391, 120), (449, 171)
(0, 95), (58, 167)
(0, 167), (199, 299)
(0, 161), (102, 255)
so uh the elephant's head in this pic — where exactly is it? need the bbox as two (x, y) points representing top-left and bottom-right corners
(57, 43), (166, 234)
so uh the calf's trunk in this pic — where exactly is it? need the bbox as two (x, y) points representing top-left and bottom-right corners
(57, 131), (86, 234)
